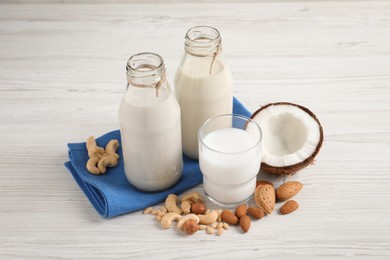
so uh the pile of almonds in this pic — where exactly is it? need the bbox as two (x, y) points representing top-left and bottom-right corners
(220, 205), (264, 233)
(255, 180), (303, 216)
(143, 180), (303, 235)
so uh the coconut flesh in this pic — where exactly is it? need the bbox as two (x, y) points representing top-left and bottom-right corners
(251, 102), (323, 176)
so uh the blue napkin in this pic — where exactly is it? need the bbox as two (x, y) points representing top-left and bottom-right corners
(64, 97), (251, 218)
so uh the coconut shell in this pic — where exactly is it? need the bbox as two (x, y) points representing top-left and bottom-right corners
(251, 102), (323, 176)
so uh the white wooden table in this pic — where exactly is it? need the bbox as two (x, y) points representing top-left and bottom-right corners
(1, 1), (390, 258)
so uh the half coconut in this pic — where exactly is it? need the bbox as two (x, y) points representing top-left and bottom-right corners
(251, 102), (323, 176)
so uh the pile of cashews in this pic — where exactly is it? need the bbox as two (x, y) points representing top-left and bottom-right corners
(85, 136), (120, 175)
(143, 192), (229, 236)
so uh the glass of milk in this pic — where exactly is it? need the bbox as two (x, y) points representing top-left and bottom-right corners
(198, 114), (262, 207)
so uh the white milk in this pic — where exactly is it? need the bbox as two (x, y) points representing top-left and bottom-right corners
(199, 128), (261, 205)
(175, 58), (233, 159)
(118, 87), (182, 192)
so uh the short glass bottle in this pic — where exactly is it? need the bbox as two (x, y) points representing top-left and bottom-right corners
(119, 52), (183, 192)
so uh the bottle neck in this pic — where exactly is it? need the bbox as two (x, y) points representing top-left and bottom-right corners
(184, 25), (222, 58)
(126, 52), (166, 96)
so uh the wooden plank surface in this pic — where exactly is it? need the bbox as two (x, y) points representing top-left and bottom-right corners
(0, 1), (390, 259)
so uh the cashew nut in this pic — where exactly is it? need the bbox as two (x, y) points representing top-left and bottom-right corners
(105, 139), (119, 160)
(222, 223), (229, 230)
(165, 194), (182, 214)
(217, 222), (223, 229)
(198, 210), (218, 225)
(143, 207), (153, 214)
(97, 155), (118, 174)
(151, 209), (160, 215)
(86, 136), (105, 158)
(159, 206), (168, 213)
(217, 227), (223, 236)
(206, 226), (215, 234)
(181, 200), (192, 214)
(156, 211), (166, 221)
(160, 212), (182, 229)
(86, 156), (101, 175)
(181, 192), (203, 202)
(177, 214), (200, 229)
(199, 224), (207, 230)
(216, 209), (223, 222)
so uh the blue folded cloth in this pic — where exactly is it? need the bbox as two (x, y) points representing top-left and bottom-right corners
(64, 97), (251, 218)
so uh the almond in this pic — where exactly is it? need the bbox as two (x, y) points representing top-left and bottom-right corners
(254, 184), (275, 214)
(280, 200), (299, 215)
(191, 202), (206, 214)
(235, 204), (247, 218)
(221, 210), (238, 225)
(247, 207), (265, 219)
(182, 219), (199, 235)
(256, 180), (274, 188)
(239, 215), (251, 233)
(276, 181), (303, 201)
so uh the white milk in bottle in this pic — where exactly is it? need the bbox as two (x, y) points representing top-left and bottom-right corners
(175, 26), (233, 159)
(118, 53), (182, 192)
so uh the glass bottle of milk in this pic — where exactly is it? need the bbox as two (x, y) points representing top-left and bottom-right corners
(119, 52), (183, 192)
(175, 25), (233, 159)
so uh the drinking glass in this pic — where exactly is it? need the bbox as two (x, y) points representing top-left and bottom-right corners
(198, 114), (262, 207)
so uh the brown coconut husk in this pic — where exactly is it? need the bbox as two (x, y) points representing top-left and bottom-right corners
(251, 102), (324, 176)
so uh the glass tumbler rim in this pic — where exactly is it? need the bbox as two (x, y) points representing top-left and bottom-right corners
(198, 113), (263, 155)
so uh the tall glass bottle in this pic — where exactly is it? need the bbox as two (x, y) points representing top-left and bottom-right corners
(175, 26), (233, 159)
(119, 52), (182, 192)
